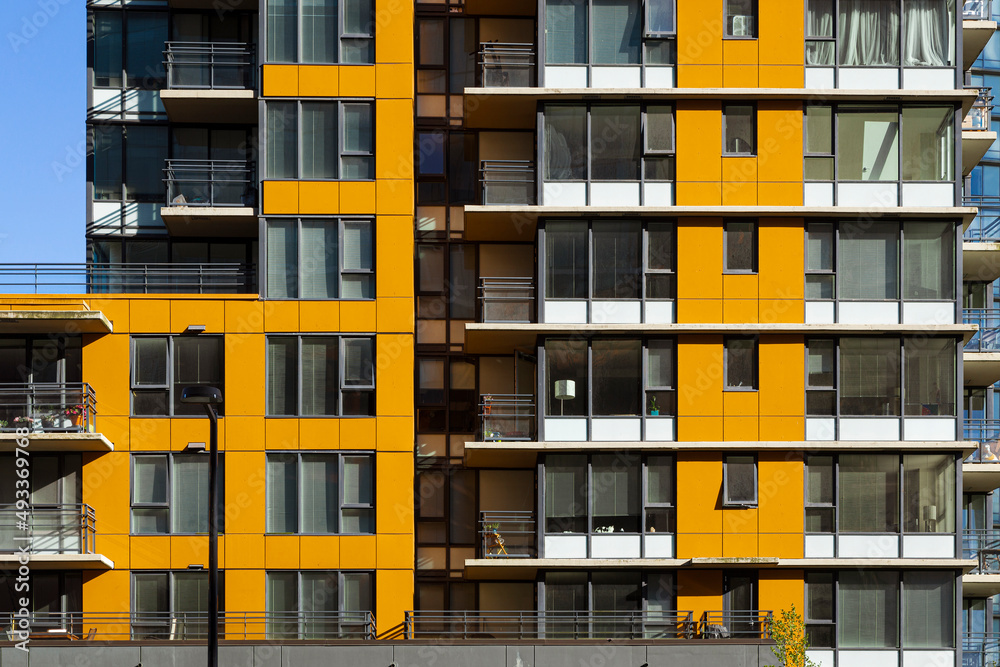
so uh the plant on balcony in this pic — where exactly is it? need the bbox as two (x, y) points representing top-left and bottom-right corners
(765, 605), (817, 667)
(64, 404), (86, 427)
(648, 395), (660, 416)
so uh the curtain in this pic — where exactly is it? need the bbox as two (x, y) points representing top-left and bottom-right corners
(838, 223), (898, 299)
(591, 454), (640, 530)
(838, 0), (900, 66)
(267, 0), (298, 62)
(302, 338), (337, 415)
(545, 0), (587, 64)
(301, 455), (338, 533)
(301, 220), (337, 299)
(266, 454), (298, 532)
(839, 337), (901, 416)
(806, 0), (835, 65)
(592, 221), (641, 299)
(902, 572), (954, 647)
(838, 454), (899, 532)
(903, 0), (955, 66)
(591, 106), (640, 179)
(267, 221), (298, 299)
(172, 455), (208, 533)
(266, 337), (298, 415)
(544, 106), (587, 180)
(592, 0), (640, 64)
(302, 0), (338, 63)
(839, 571), (898, 647)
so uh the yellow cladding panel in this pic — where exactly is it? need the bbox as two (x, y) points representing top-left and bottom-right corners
(377, 297), (414, 333)
(83, 452), (129, 535)
(301, 536), (341, 568)
(376, 180), (413, 215)
(341, 418), (376, 449)
(678, 299), (723, 324)
(299, 181), (340, 214)
(758, 453), (805, 548)
(225, 300), (265, 334)
(83, 333), (130, 417)
(224, 333), (266, 416)
(723, 390), (758, 417)
(131, 419), (169, 450)
(265, 535), (300, 568)
(758, 103), (803, 183)
(299, 301), (341, 332)
(721, 181), (757, 206)
(377, 416), (415, 453)
(759, 65), (804, 88)
(676, 453), (723, 543)
(340, 181), (376, 215)
(677, 415), (723, 441)
(227, 416), (265, 451)
(224, 569), (266, 615)
(171, 535), (224, 569)
(377, 534), (415, 569)
(376, 334), (414, 417)
(225, 535), (265, 570)
(676, 181), (723, 206)
(723, 38), (757, 64)
(374, 0), (414, 64)
(225, 452), (267, 534)
(263, 300), (300, 332)
(723, 415), (758, 441)
(759, 335), (805, 417)
(677, 103), (722, 182)
(376, 216), (414, 298)
(723, 272), (758, 300)
(723, 299), (758, 324)
(262, 64), (299, 96)
(759, 0), (805, 65)
(722, 530), (758, 558)
(676, 64), (722, 88)
(265, 418), (299, 449)
(677, 220), (723, 300)
(759, 182), (803, 206)
(341, 300), (377, 331)
(676, 571), (723, 619)
(300, 418), (341, 449)
(722, 156), (757, 184)
(87, 298), (130, 332)
(760, 415), (805, 440)
(170, 300), (224, 334)
(759, 571), (805, 615)
(759, 219), (805, 300)
(376, 569), (414, 638)
(376, 64), (414, 99)
(82, 570), (130, 614)
(131, 536), (171, 569)
(340, 66), (376, 97)
(376, 100), (414, 181)
(298, 65), (339, 96)
(677, 0), (722, 65)
(677, 336), (723, 416)
(760, 298), (804, 323)
(129, 299), (170, 332)
(723, 64), (757, 88)
(340, 535), (377, 568)
(376, 451), (414, 533)
(262, 181), (299, 215)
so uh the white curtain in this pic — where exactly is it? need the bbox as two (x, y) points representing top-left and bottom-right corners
(839, 0), (900, 66)
(806, 0), (835, 65)
(903, 0), (955, 66)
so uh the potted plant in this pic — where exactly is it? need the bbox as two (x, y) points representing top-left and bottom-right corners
(13, 416), (37, 432)
(648, 395), (660, 416)
(65, 405), (86, 428)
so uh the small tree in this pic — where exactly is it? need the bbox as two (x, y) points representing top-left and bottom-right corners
(766, 605), (818, 667)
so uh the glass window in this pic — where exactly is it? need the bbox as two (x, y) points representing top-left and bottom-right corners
(805, 455), (835, 532)
(592, 340), (641, 416)
(839, 454), (899, 533)
(725, 337), (757, 390)
(902, 571), (954, 648)
(545, 0), (587, 64)
(646, 0), (675, 34)
(902, 1), (955, 67)
(545, 454), (587, 533)
(646, 222), (675, 299)
(901, 107), (954, 182)
(592, 454), (640, 532)
(839, 571), (898, 648)
(544, 107), (587, 180)
(131, 454), (224, 534)
(805, 572), (835, 647)
(265, 219), (374, 300)
(125, 12), (167, 87)
(837, 109), (899, 181)
(266, 571), (373, 639)
(592, 222), (640, 298)
(724, 0), (756, 37)
(265, 101), (375, 180)
(804, 105), (834, 180)
(724, 220), (756, 272)
(723, 455), (756, 506)
(840, 337), (900, 416)
(903, 338), (955, 417)
(723, 105), (755, 154)
(267, 102), (298, 179)
(646, 339), (675, 417)
(546, 222), (588, 299)
(93, 12), (122, 87)
(838, 1), (900, 66)
(806, 339), (836, 416)
(266, 0), (374, 64)
(545, 340), (587, 416)
(265, 453), (374, 534)
(806, 223), (835, 299)
(591, 106), (640, 180)
(805, 0), (834, 65)
(838, 222), (898, 300)
(266, 336), (374, 417)
(131, 336), (224, 417)
(93, 126), (123, 201)
(903, 454), (955, 534)
(903, 222), (954, 300)
(592, 0), (640, 64)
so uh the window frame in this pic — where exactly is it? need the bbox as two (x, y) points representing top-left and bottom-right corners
(129, 335), (225, 418)
(723, 219), (758, 273)
(131, 570), (224, 639)
(265, 334), (376, 417)
(265, 451), (375, 535)
(263, 0), (375, 65)
(264, 99), (375, 181)
(538, 570), (676, 636)
(89, 8), (168, 89)
(130, 452), (226, 535)
(724, 336), (758, 391)
(722, 103), (757, 156)
(263, 217), (375, 300)
(722, 454), (758, 507)
(723, 0), (757, 39)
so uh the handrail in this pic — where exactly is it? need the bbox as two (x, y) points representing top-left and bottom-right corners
(480, 393), (536, 441)
(699, 611), (772, 639)
(0, 503), (97, 555)
(481, 160), (536, 205)
(964, 0), (992, 20)
(164, 41), (256, 90)
(0, 382), (97, 434)
(0, 263), (256, 295)
(480, 510), (536, 559)
(164, 159), (257, 208)
(479, 276), (535, 323)
(404, 609), (696, 640)
(479, 42), (536, 88)
(964, 87), (994, 131)
(964, 308), (1000, 352)
(962, 528), (1000, 573)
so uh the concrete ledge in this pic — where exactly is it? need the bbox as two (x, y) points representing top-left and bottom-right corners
(964, 351), (1000, 386)
(0, 432), (113, 452)
(963, 241), (1000, 282)
(0, 553), (113, 569)
(0, 310), (112, 334)
(963, 573), (1000, 598)
(963, 462), (1000, 492)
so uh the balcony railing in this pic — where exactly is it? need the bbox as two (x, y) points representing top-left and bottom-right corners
(481, 160), (536, 205)
(964, 87), (994, 131)
(965, 309), (1000, 352)
(480, 511), (535, 559)
(479, 277), (535, 323)
(699, 611), (772, 640)
(965, 419), (1000, 462)
(404, 610), (697, 640)
(963, 196), (1000, 242)
(164, 42), (255, 90)
(965, 0), (992, 20)
(479, 42), (535, 87)
(962, 529), (1000, 573)
(964, 632), (1000, 667)
(0, 504), (96, 555)
(165, 159), (256, 208)
(0, 383), (97, 433)
(0, 264), (256, 295)
(480, 393), (535, 441)
(2, 611), (375, 641)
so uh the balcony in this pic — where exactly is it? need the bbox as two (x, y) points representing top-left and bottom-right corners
(964, 1), (998, 69)
(480, 42), (535, 88)
(5, 611), (375, 641)
(0, 263), (255, 296)
(963, 529), (1000, 597)
(0, 300), (111, 336)
(161, 42), (257, 124)
(480, 277), (534, 323)
(481, 160), (536, 206)
(964, 633), (999, 667)
(0, 504), (110, 570)
(964, 309), (1000, 386)
(480, 394), (535, 442)
(480, 511), (535, 559)
(0, 383), (110, 453)
(963, 88), (997, 176)
(961, 204), (1000, 282)
(962, 420), (1000, 491)
(162, 159), (257, 235)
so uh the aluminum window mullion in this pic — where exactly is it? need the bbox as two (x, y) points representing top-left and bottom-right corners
(338, 219), (345, 298)
(297, 335), (304, 417)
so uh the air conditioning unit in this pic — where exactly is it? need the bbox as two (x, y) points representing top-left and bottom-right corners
(731, 14), (753, 37)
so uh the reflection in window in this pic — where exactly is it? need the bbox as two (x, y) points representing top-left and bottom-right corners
(837, 109), (898, 181)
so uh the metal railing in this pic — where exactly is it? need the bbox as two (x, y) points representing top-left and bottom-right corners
(480, 393), (535, 441)
(965, 0), (992, 20)
(0, 383), (97, 433)
(479, 42), (535, 88)
(962, 529), (1000, 573)
(164, 159), (256, 208)
(481, 160), (536, 205)
(963, 196), (1000, 242)
(965, 419), (1000, 462)
(699, 611), (772, 640)
(479, 277), (535, 323)
(0, 504), (96, 555)
(404, 610), (696, 640)
(964, 632), (1000, 667)
(3, 611), (375, 641)
(0, 264), (256, 295)
(480, 511), (535, 559)
(164, 42), (255, 90)
(965, 309), (1000, 352)
(964, 87), (994, 131)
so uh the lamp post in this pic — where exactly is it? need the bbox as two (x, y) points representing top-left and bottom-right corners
(180, 386), (223, 667)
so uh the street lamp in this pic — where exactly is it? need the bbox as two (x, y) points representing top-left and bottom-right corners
(180, 385), (223, 667)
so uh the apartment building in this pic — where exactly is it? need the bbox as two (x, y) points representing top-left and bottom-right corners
(0, 2), (998, 667)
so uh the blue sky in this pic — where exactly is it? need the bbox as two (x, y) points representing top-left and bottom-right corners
(0, 1), (86, 265)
